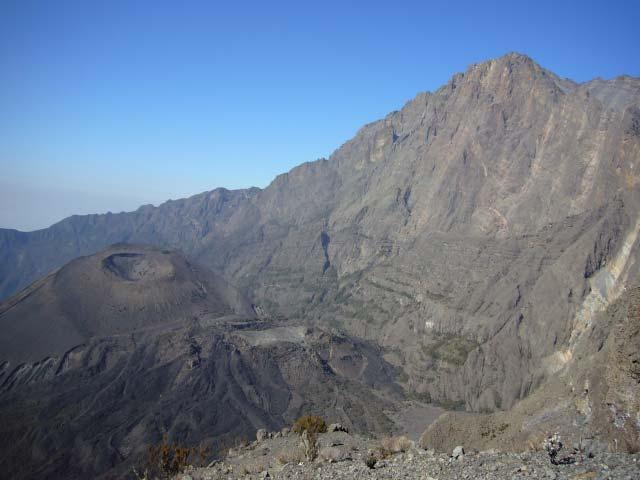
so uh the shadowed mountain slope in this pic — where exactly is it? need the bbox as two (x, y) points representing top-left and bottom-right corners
(0, 245), (401, 479)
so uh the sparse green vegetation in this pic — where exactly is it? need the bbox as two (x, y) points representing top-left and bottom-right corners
(408, 390), (432, 403)
(433, 398), (466, 411)
(350, 300), (377, 324)
(420, 333), (478, 366)
(334, 287), (353, 304)
(367, 279), (414, 301)
(480, 422), (510, 439)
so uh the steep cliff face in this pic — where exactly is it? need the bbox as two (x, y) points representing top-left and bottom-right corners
(419, 285), (640, 454)
(1, 53), (639, 412)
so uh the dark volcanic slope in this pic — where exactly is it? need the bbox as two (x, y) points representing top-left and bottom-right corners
(0, 246), (400, 479)
(0, 327), (399, 480)
(1, 53), (639, 414)
(0, 244), (254, 365)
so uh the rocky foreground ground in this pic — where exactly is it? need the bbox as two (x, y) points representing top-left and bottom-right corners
(177, 428), (640, 480)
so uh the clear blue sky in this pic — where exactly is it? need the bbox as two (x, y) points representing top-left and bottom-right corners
(1, 0), (639, 231)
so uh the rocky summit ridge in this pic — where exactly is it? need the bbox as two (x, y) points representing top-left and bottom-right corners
(1, 53), (639, 479)
(179, 426), (640, 480)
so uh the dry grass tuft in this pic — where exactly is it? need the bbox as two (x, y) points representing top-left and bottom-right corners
(239, 461), (266, 475)
(276, 445), (306, 465)
(377, 435), (413, 458)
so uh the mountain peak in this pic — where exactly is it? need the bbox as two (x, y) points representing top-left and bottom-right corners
(471, 51), (548, 78)
(435, 51), (576, 100)
(496, 51), (535, 63)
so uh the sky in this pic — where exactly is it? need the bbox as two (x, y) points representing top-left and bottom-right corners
(1, 0), (639, 231)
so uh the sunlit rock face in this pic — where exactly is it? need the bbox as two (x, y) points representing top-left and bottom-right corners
(1, 53), (639, 414)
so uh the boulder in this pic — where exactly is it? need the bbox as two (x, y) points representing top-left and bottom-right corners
(327, 423), (349, 433)
(256, 429), (268, 442)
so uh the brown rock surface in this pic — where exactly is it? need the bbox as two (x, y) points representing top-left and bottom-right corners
(419, 285), (640, 454)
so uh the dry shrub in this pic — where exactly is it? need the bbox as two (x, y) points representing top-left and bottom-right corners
(292, 415), (327, 435)
(276, 445), (305, 465)
(290, 415), (326, 462)
(378, 435), (412, 458)
(301, 430), (319, 461)
(365, 454), (378, 469)
(239, 461), (266, 475)
(143, 434), (208, 479)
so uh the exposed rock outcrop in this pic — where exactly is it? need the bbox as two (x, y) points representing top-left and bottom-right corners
(419, 285), (640, 454)
(183, 428), (640, 480)
(2, 54), (639, 413)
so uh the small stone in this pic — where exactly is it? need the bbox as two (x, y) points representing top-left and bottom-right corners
(452, 446), (465, 458)
(181, 476), (193, 480)
(375, 459), (387, 468)
(256, 428), (268, 442)
(259, 471), (270, 479)
(328, 423), (349, 433)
